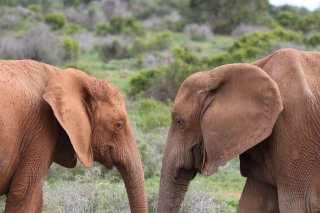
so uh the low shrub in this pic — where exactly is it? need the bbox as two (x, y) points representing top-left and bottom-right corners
(184, 23), (213, 41)
(98, 37), (132, 62)
(72, 32), (101, 52)
(64, 3), (107, 30)
(99, 0), (130, 19)
(228, 28), (303, 62)
(231, 23), (268, 38)
(304, 33), (320, 47)
(27, 3), (41, 12)
(0, 24), (64, 65)
(129, 47), (207, 101)
(128, 68), (165, 96)
(95, 22), (109, 36)
(297, 11), (320, 33)
(106, 16), (145, 36)
(43, 12), (66, 30)
(44, 172), (130, 213)
(65, 23), (84, 34)
(142, 11), (185, 32)
(273, 27), (302, 42)
(0, 197), (4, 212)
(136, 53), (172, 69)
(61, 36), (80, 61)
(228, 31), (277, 61)
(275, 10), (299, 28)
(0, 6), (38, 31)
(131, 31), (172, 55)
(131, 98), (171, 130)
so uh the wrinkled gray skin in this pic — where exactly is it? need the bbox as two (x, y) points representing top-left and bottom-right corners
(157, 48), (320, 212)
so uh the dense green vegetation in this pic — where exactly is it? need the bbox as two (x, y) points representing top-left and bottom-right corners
(0, 0), (320, 212)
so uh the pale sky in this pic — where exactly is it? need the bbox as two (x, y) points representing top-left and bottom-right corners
(269, 0), (320, 11)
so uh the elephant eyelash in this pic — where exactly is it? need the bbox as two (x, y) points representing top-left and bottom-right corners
(175, 118), (185, 129)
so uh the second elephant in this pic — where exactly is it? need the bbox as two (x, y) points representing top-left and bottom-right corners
(157, 48), (320, 212)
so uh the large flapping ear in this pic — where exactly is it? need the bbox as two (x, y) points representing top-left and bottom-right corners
(199, 64), (283, 176)
(43, 68), (93, 168)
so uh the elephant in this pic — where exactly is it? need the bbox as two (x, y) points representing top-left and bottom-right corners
(157, 48), (320, 212)
(0, 60), (147, 213)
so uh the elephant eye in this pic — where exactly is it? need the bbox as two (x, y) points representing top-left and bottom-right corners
(114, 122), (124, 131)
(175, 118), (185, 129)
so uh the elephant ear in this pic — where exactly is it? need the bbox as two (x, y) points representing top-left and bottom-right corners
(43, 68), (93, 168)
(199, 64), (283, 176)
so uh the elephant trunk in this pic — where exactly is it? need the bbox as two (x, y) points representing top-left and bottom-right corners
(117, 152), (148, 213)
(156, 167), (193, 213)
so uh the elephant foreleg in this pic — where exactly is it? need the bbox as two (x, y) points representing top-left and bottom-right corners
(4, 134), (55, 213)
(237, 177), (279, 213)
(4, 152), (48, 213)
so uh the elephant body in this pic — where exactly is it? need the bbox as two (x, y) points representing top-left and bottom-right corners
(242, 49), (320, 212)
(157, 49), (320, 212)
(0, 60), (147, 213)
(0, 61), (58, 203)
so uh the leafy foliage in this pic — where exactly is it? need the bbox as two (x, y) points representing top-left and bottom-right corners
(304, 33), (320, 47)
(106, 16), (145, 36)
(61, 35), (80, 61)
(98, 38), (132, 62)
(43, 12), (66, 30)
(187, 0), (270, 34)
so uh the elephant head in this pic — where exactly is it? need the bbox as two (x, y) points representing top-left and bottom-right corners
(43, 68), (147, 213)
(157, 63), (283, 212)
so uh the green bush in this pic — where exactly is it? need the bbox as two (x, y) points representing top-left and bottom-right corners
(273, 27), (302, 42)
(27, 3), (41, 12)
(229, 31), (277, 61)
(61, 36), (80, 61)
(131, 98), (171, 130)
(107, 16), (145, 36)
(65, 23), (83, 34)
(304, 33), (320, 47)
(203, 51), (232, 68)
(297, 11), (320, 33)
(129, 67), (166, 96)
(131, 31), (172, 55)
(95, 22), (108, 36)
(275, 10), (299, 28)
(44, 12), (66, 30)
(98, 39), (131, 62)
(129, 47), (207, 100)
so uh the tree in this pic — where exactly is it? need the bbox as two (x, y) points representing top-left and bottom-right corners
(187, 0), (270, 34)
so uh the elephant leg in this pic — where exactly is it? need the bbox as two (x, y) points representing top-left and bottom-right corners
(237, 177), (279, 213)
(5, 162), (46, 213)
(4, 135), (55, 212)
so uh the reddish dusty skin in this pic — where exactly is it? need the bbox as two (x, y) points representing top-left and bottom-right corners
(157, 48), (320, 213)
(0, 60), (147, 213)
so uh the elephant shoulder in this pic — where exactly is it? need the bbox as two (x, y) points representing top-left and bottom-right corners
(252, 48), (315, 101)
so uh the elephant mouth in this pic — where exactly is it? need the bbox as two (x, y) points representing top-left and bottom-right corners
(104, 146), (114, 169)
(93, 145), (114, 169)
(174, 167), (197, 184)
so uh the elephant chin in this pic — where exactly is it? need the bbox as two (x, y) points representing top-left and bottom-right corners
(93, 145), (114, 169)
(103, 146), (114, 169)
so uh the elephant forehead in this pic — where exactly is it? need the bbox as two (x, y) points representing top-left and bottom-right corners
(90, 79), (124, 104)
